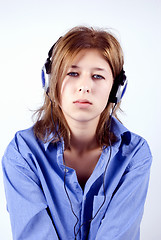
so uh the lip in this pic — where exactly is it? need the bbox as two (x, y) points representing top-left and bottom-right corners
(73, 99), (92, 108)
(73, 99), (92, 104)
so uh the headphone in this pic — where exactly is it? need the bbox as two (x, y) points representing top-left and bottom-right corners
(108, 68), (127, 103)
(41, 44), (55, 94)
(41, 41), (127, 103)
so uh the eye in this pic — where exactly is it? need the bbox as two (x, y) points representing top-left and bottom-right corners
(67, 72), (79, 77)
(92, 74), (105, 80)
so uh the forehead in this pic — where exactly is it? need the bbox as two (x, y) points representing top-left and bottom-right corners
(70, 49), (105, 64)
(68, 48), (111, 73)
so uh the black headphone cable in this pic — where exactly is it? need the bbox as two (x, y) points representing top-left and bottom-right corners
(49, 98), (116, 239)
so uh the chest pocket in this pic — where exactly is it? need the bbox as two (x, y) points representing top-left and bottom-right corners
(93, 195), (105, 218)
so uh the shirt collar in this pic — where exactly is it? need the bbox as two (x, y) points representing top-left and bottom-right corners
(111, 117), (131, 146)
(44, 140), (52, 151)
(43, 117), (129, 151)
(111, 117), (128, 137)
(44, 136), (64, 151)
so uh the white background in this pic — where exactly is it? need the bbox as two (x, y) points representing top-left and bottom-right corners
(0, 0), (161, 239)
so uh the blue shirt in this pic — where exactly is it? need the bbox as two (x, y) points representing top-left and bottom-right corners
(2, 118), (152, 240)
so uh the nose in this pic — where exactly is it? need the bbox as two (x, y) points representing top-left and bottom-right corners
(77, 74), (92, 93)
(78, 86), (90, 93)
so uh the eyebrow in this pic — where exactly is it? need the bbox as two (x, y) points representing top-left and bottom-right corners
(70, 65), (107, 72)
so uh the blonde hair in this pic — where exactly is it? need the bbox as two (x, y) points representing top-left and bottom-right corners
(33, 26), (124, 148)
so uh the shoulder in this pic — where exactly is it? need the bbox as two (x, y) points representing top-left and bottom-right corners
(4, 126), (37, 153)
(112, 117), (152, 167)
(2, 126), (47, 169)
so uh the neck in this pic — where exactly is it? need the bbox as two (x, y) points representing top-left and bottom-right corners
(66, 118), (100, 154)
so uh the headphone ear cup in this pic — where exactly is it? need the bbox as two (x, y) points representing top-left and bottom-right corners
(115, 79), (128, 103)
(108, 70), (127, 103)
(108, 81), (119, 103)
(41, 37), (62, 94)
(41, 65), (50, 93)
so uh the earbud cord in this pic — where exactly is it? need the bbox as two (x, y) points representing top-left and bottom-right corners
(49, 95), (116, 239)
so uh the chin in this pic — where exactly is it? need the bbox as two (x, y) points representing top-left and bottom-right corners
(72, 114), (100, 123)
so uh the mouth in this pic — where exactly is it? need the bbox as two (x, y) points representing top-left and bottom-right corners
(73, 99), (92, 108)
(73, 99), (92, 104)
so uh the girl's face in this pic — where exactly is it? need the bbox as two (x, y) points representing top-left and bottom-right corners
(59, 49), (113, 126)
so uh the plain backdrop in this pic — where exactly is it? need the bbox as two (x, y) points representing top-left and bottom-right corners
(0, 0), (161, 239)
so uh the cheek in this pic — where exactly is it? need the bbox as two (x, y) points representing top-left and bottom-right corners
(99, 83), (112, 100)
(59, 79), (68, 104)
(97, 84), (113, 109)
(60, 79), (66, 96)
(59, 82), (73, 107)
(60, 77), (75, 96)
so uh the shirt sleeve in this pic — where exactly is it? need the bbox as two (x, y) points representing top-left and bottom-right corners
(2, 139), (59, 240)
(94, 139), (152, 240)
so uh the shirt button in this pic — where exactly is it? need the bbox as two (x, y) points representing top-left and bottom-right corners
(64, 168), (69, 173)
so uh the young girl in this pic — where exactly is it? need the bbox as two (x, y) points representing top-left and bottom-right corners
(2, 26), (152, 240)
